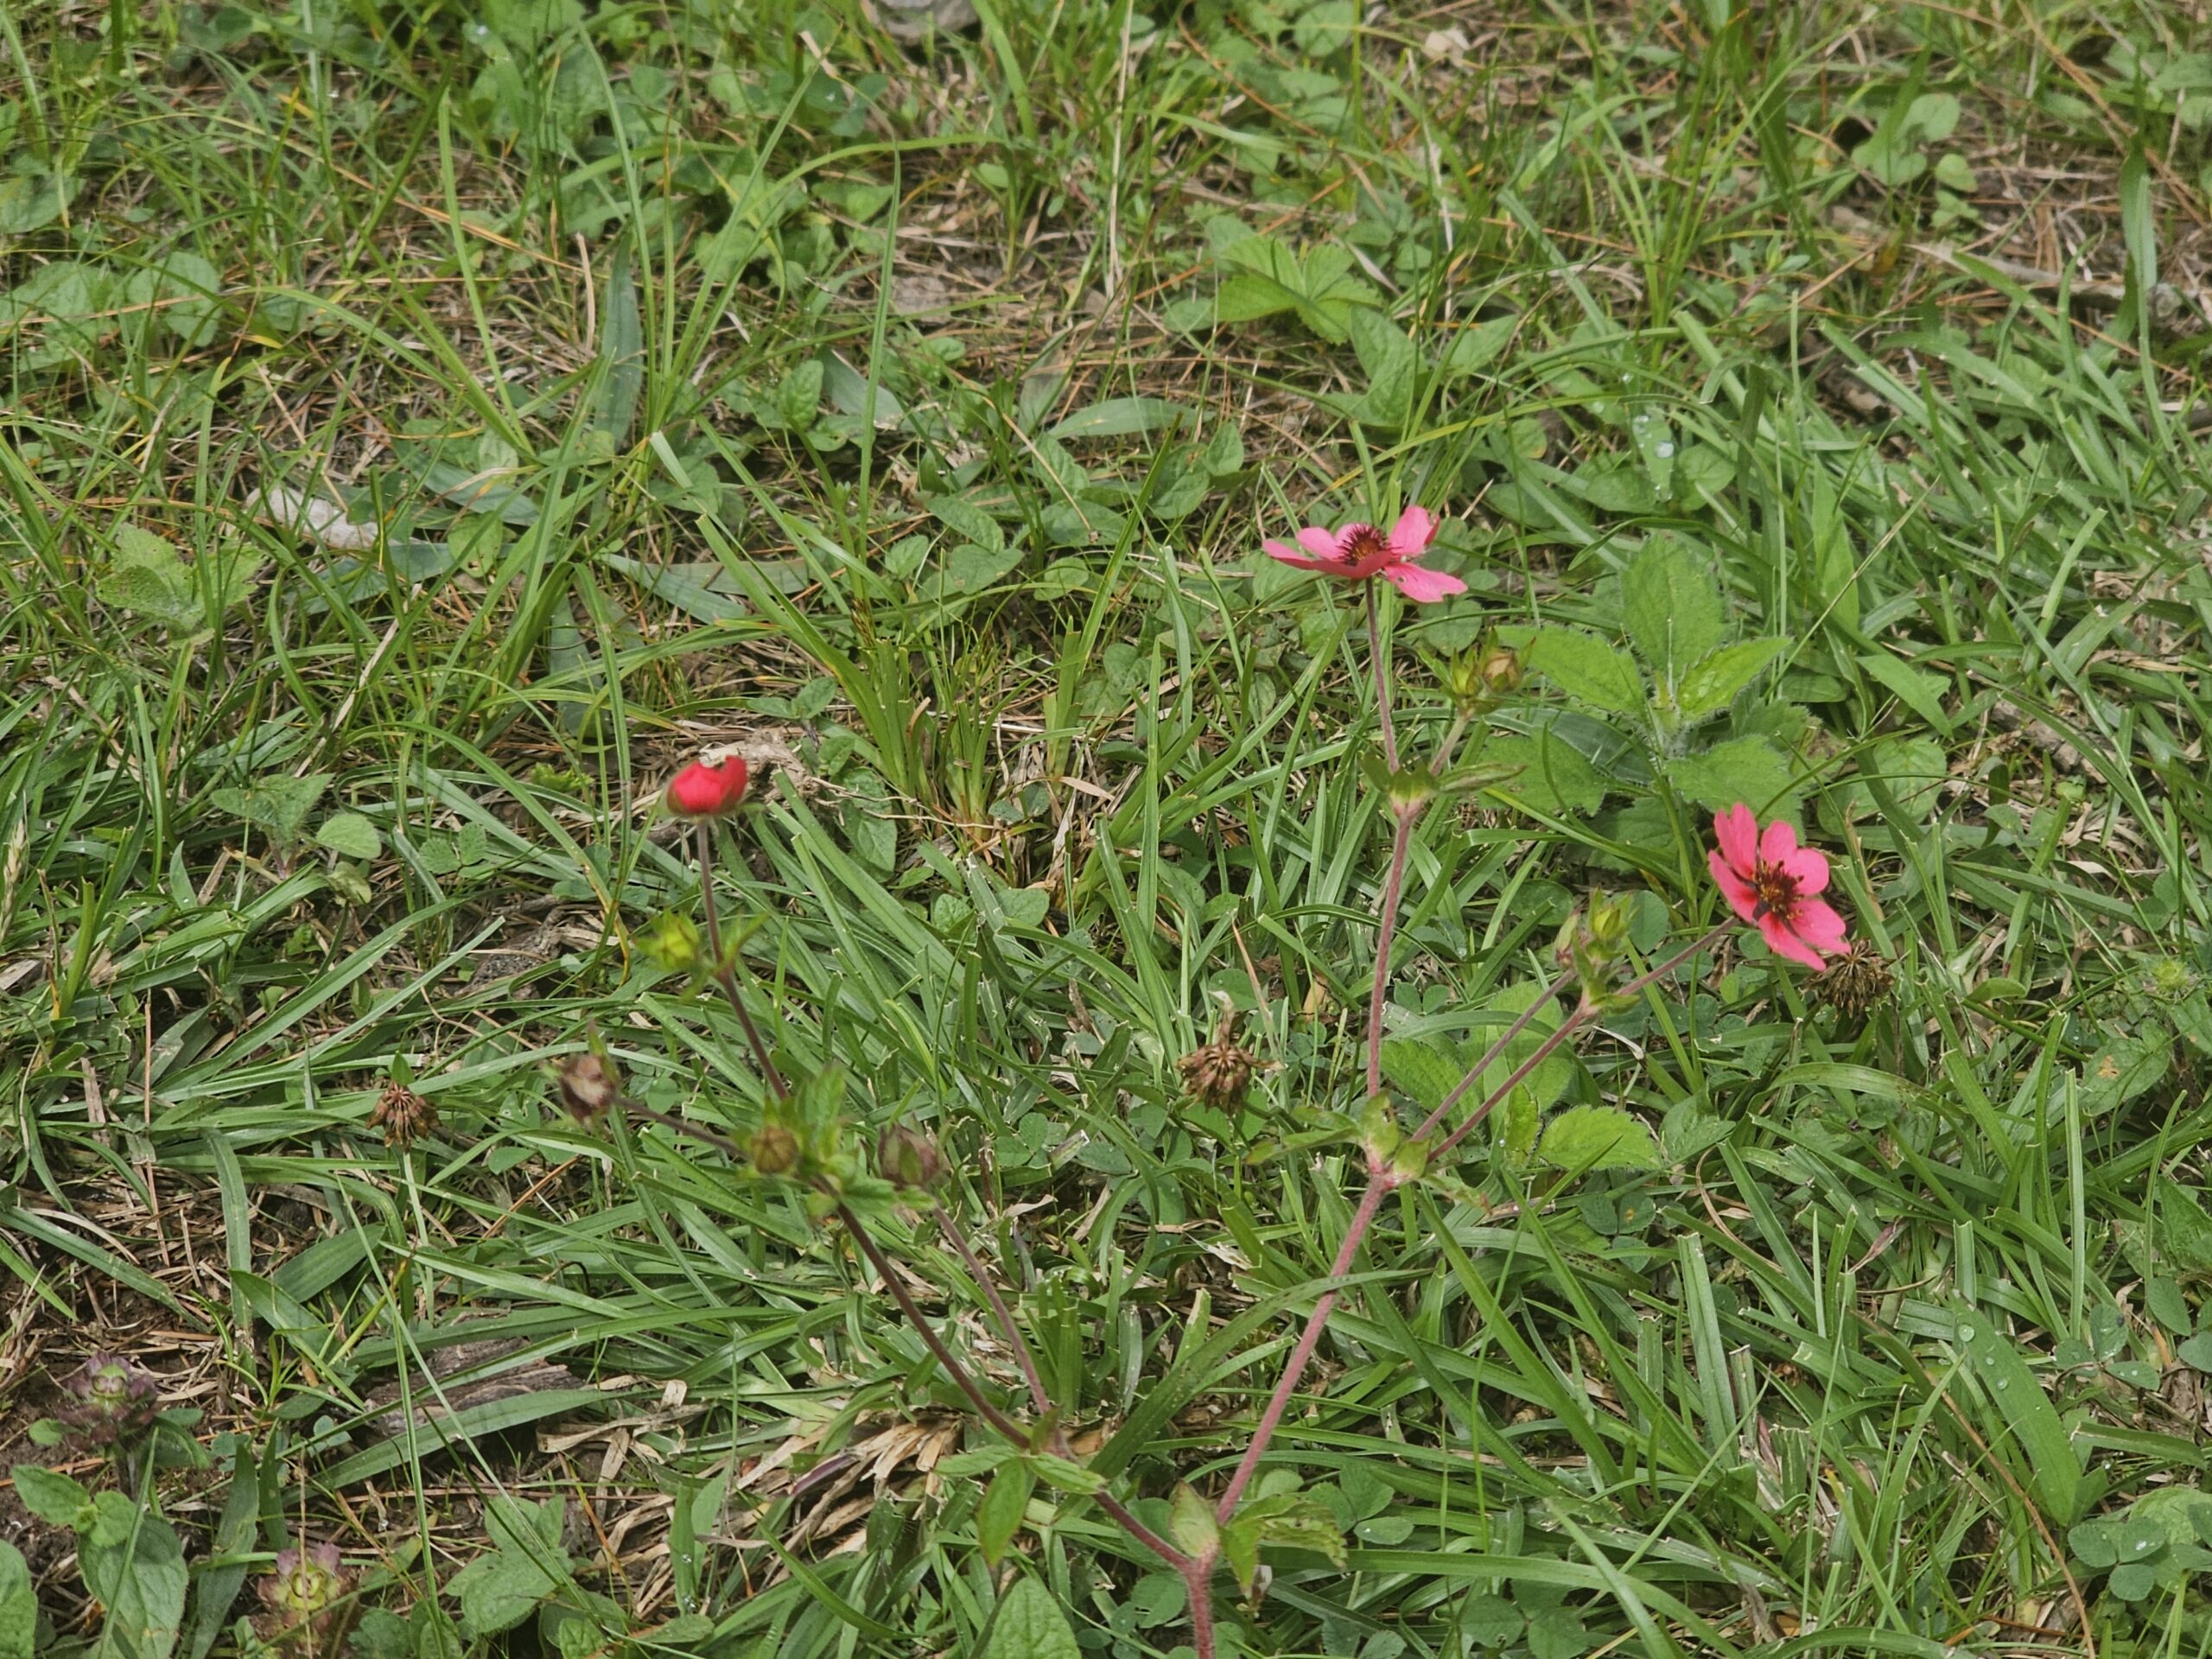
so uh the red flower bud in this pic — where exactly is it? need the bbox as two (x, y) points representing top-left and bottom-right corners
(664, 756), (749, 818)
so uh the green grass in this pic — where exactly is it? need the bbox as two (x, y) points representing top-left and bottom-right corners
(9, 0), (2212, 1655)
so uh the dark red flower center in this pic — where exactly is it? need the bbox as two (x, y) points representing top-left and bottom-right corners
(1337, 524), (1388, 565)
(1751, 861), (1800, 922)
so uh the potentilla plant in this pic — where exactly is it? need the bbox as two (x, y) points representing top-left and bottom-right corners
(603, 513), (1851, 1657)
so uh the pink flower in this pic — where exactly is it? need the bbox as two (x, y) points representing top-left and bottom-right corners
(1707, 804), (1847, 969)
(1262, 505), (1465, 602)
(664, 756), (749, 818)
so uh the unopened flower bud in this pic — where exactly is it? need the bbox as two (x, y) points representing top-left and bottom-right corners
(1476, 640), (1522, 696)
(556, 1052), (624, 1124)
(876, 1123), (944, 1189)
(748, 1122), (801, 1175)
(640, 912), (703, 976)
(1586, 893), (1631, 951)
(664, 755), (749, 818)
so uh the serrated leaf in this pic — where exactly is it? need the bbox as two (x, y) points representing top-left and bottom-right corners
(315, 812), (381, 861)
(1440, 315), (1516, 379)
(207, 773), (331, 847)
(1212, 234), (1377, 341)
(1344, 305), (1417, 427)
(1538, 1104), (1658, 1171)
(1524, 626), (1645, 713)
(0, 1541), (33, 1659)
(80, 1500), (188, 1659)
(10, 1464), (89, 1527)
(1621, 537), (1725, 690)
(1676, 639), (1787, 720)
(982, 1579), (1080, 1659)
(1486, 728), (1607, 817)
(1218, 1493), (1344, 1595)
(1664, 736), (1796, 817)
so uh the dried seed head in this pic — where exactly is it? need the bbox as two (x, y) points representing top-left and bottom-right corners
(257, 1541), (355, 1656)
(747, 1122), (801, 1175)
(1810, 939), (1895, 1020)
(369, 1081), (437, 1149)
(1178, 1007), (1260, 1112)
(60, 1352), (160, 1449)
(876, 1123), (945, 1190)
(556, 1052), (624, 1124)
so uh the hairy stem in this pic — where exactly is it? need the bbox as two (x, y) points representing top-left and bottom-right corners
(834, 1198), (1030, 1444)
(936, 1207), (1052, 1416)
(1367, 588), (1397, 774)
(1214, 1177), (1389, 1522)
(696, 823), (787, 1100)
(1365, 810), (1417, 1100)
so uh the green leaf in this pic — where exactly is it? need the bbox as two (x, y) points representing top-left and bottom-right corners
(207, 773), (332, 848)
(1460, 1592), (1524, 1647)
(99, 524), (200, 632)
(1620, 537), (1725, 690)
(315, 812), (382, 861)
(1676, 639), (1787, 720)
(1664, 736), (1796, 817)
(1218, 1493), (1344, 1595)
(448, 1497), (569, 1640)
(1487, 728), (1607, 817)
(1527, 1605), (1591, 1659)
(2108, 1559), (2158, 1600)
(1952, 1308), (2081, 1523)
(976, 1461), (1034, 1565)
(2068, 1519), (2120, 1569)
(2175, 1332), (2212, 1371)
(1440, 315), (1517, 379)
(1858, 651), (1953, 737)
(593, 237), (644, 446)
(1537, 1105), (1658, 1172)
(928, 493), (1007, 556)
(0, 1541), (34, 1659)
(1344, 305), (1417, 427)
(1212, 234), (1377, 341)
(982, 1579), (1080, 1659)
(1523, 627), (1645, 713)
(121, 251), (223, 347)
(11, 1465), (90, 1528)
(1046, 397), (1192, 440)
(2081, 1029), (2171, 1116)
(80, 1498), (188, 1659)
(1168, 1483), (1218, 1558)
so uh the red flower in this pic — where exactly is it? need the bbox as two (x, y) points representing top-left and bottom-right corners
(1707, 804), (1847, 969)
(664, 755), (748, 818)
(1262, 505), (1465, 601)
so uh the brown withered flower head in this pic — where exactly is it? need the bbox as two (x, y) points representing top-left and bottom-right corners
(1178, 1004), (1261, 1112)
(876, 1123), (945, 1190)
(60, 1352), (160, 1450)
(747, 1121), (801, 1175)
(1811, 938), (1895, 1020)
(257, 1541), (355, 1656)
(556, 1051), (625, 1124)
(369, 1080), (437, 1149)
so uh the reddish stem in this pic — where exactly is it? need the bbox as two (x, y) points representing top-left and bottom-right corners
(936, 1207), (1052, 1416)
(1214, 1177), (1389, 1522)
(835, 1199), (1031, 1445)
(1367, 587), (1397, 774)
(696, 823), (787, 1100)
(1364, 810), (1417, 1100)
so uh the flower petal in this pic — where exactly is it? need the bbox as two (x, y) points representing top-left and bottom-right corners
(1713, 804), (1758, 877)
(1758, 912), (1827, 969)
(1789, 898), (1849, 957)
(1777, 844), (1830, 895)
(1707, 849), (1761, 925)
(1262, 539), (1341, 573)
(1758, 817), (1800, 866)
(1386, 504), (1438, 558)
(1297, 525), (1344, 560)
(1382, 560), (1466, 602)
